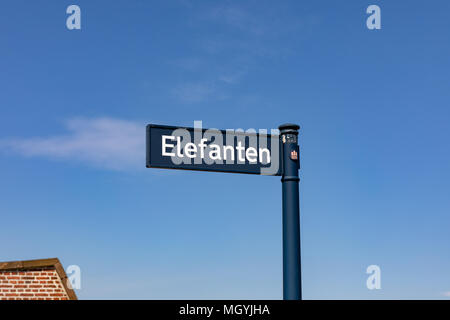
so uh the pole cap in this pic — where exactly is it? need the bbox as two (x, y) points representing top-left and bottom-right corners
(278, 123), (300, 135)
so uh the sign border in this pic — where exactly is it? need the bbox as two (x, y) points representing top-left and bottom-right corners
(146, 124), (281, 175)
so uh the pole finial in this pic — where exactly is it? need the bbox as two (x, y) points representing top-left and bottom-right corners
(279, 123), (300, 135)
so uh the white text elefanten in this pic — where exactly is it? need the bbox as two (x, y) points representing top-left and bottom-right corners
(161, 135), (271, 164)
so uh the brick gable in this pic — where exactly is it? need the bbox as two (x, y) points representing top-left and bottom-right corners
(0, 258), (77, 300)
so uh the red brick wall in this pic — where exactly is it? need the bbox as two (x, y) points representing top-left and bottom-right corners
(0, 266), (70, 300)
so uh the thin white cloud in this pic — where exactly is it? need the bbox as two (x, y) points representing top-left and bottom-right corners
(203, 3), (310, 38)
(0, 118), (144, 170)
(207, 5), (265, 35)
(443, 291), (450, 297)
(218, 70), (246, 85)
(172, 82), (218, 103)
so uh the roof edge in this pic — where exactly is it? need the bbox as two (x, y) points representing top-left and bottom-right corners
(0, 258), (60, 271)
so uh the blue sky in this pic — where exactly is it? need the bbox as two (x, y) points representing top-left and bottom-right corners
(1, 0), (450, 299)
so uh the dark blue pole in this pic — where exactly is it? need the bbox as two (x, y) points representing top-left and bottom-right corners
(279, 124), (301, 300)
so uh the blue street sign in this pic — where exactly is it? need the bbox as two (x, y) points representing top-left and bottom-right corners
(146, 124), (282, 176)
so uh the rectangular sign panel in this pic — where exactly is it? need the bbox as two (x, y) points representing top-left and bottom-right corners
(146, 124), (281, 175)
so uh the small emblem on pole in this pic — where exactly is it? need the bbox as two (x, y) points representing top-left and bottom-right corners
(290, 150), (298, 161)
